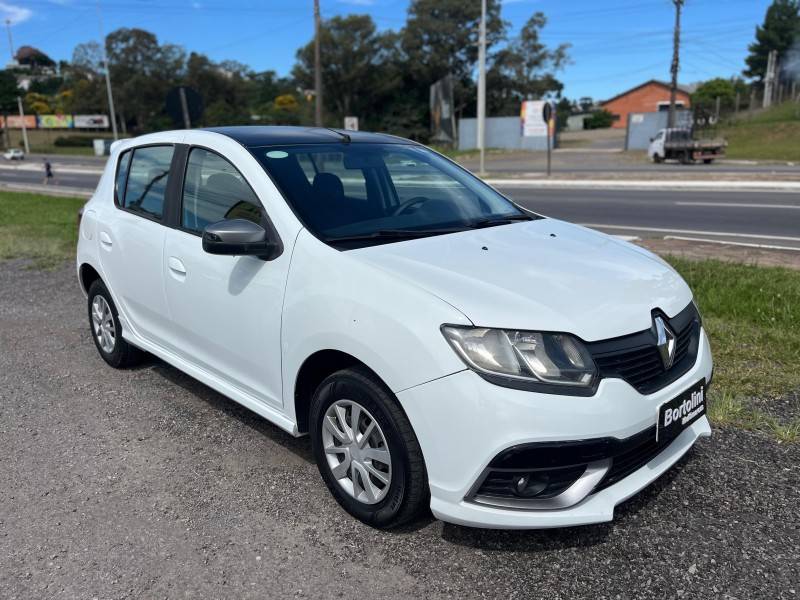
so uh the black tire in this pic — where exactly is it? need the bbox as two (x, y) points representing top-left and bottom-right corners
(310, 366), (429, 529)
(87, 279), (145, 368)
(652, 153), (663, 164)
(703, 159), (714, 164)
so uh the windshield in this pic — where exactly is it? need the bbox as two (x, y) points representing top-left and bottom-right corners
(251, 143), (532, 246)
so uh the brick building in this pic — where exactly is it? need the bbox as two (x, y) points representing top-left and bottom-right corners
(600, 80), (692, 129)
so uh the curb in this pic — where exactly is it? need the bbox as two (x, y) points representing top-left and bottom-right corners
(0, 182), (92, 198)
(485, 179), (800, 192)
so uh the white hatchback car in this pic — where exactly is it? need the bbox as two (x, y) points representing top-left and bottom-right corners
(77, 127), (713, 529)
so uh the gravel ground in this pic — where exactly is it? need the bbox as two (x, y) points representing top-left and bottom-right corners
(1, 262), (798, 600)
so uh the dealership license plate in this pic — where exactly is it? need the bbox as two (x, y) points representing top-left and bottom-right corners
(656, 380), (706, 441)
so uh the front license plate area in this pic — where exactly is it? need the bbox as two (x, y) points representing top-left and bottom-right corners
(657, 380), (706, 442)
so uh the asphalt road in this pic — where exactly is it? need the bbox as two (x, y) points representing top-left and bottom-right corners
(501, 187), (800, 249)
(1, 262), (799, 599)
(2, 157), (799, 249)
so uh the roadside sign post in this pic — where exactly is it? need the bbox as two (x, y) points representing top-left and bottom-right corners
(344, 116), (359, 131)
(542, 102), (553, 177)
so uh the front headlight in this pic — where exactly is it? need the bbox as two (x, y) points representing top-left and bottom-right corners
(441, 325), (597, 390)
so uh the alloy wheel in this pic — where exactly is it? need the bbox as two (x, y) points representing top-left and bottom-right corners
(91, 295), (116, 354)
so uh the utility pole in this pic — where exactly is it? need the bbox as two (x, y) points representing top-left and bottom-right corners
(5, 18), (14, 63)
(763, 50), (778, 109)
(313, 0), (323, 127)
(17, 96), (29, 154)
(667, 0), (684, 129)
(97, 1), (118, 140)
(477, 0), (487, 175)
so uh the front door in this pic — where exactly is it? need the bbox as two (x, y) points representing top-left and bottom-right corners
(162, 147), (288, 408)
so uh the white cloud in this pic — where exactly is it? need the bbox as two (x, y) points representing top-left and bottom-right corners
(0, 2), (32, 25)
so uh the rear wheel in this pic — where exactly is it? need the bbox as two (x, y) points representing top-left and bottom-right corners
(87, 279), (145, 368)
(310, 367), (428, 528)
(703, 158), (714, 164)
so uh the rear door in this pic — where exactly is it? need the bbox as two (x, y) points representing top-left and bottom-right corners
(98, 145), (177, 346)
(162, 146), (287, 408)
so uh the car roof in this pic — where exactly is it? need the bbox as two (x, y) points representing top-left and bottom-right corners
(203, 126), (414, 148)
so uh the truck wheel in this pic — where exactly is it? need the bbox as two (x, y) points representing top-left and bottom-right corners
(703, 159), (714, 164)
(653, 154), (663, 164)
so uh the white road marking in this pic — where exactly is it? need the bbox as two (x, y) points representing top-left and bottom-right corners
(675, 201), (800, 209)
(488, 178), (800, 192)
(663, 235), (800, 252)
(580, 223), (800, 243)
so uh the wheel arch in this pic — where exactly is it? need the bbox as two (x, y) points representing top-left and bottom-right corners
(293, 349), (386, 435)
(79, 262), (103, 296)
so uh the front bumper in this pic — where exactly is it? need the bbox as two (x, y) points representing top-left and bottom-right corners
(397, 327), (713, 529)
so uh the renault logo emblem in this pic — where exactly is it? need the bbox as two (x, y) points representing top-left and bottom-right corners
(654, 316), (676, 369)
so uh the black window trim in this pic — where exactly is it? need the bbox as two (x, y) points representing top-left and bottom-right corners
(113, 142), (178, 225)
(173, 143), (285, 259)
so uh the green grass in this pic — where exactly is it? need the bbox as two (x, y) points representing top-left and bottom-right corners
(0, 191), (797, 439)
(668, 257), (800, 440)
(716, 102), (800, 162)
(0, 191), (85, 268)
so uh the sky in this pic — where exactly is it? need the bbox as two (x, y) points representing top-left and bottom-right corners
(2, 0), (774, 102)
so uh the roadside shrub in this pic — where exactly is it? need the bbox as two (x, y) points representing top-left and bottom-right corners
(53, 136), (94, 147)
(584, 109), (614, 129)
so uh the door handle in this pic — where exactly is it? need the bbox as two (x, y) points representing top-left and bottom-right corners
(99, 231), (113, 249)
(168, 256), (187, 276)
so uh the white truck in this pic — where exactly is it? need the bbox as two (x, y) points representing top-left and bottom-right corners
(648, 128), (726, 164)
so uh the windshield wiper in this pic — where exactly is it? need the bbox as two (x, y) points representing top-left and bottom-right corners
(470, 214), (533, 229)
(324, 228), (465, 244)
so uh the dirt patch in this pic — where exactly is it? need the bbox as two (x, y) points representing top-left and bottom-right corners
(638, 238), (800, 270)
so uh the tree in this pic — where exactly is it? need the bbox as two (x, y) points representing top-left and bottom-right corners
(105, 28), (185, 131)
(486, 12), (569, 115)
(691, 77), (749, 112)
(15, 46), (56, 70)
(0, 71), (20, 111)
(744, 0), (800, 83)
(184, 53), (251, 126)
(0, 70), (20, 149)
(293, 15), (400, 127)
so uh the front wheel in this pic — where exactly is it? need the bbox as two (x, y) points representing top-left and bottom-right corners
(652, 153), (663, 164)
(310, 367), (429, 528)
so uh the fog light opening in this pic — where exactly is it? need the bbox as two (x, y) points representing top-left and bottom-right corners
(514, 473), (550, 498)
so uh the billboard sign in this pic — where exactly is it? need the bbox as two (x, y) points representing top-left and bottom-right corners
(0, 115), (36, 129)
(520, 101), (547, 137)
(74, 114), (109, 129)
(38, 114), (74, 129)
(430, 74), (456, 144)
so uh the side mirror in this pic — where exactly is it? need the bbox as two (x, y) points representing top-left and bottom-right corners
(202, 219), (281, 260)
(649, 137), (654, 142)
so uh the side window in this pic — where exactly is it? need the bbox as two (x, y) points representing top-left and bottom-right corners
(181, 148), (263, 233)
(122, 146), (174, 220)
(114, 150), (131, 206)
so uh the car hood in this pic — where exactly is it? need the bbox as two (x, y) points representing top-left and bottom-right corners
(350, 218), (692, 342)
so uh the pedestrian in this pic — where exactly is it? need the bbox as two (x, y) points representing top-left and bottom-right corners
(43, 158), (54, 185)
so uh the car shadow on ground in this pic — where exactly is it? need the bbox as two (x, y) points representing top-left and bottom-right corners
(137, 353), (694, 551)
(147, 356), (314, 463)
